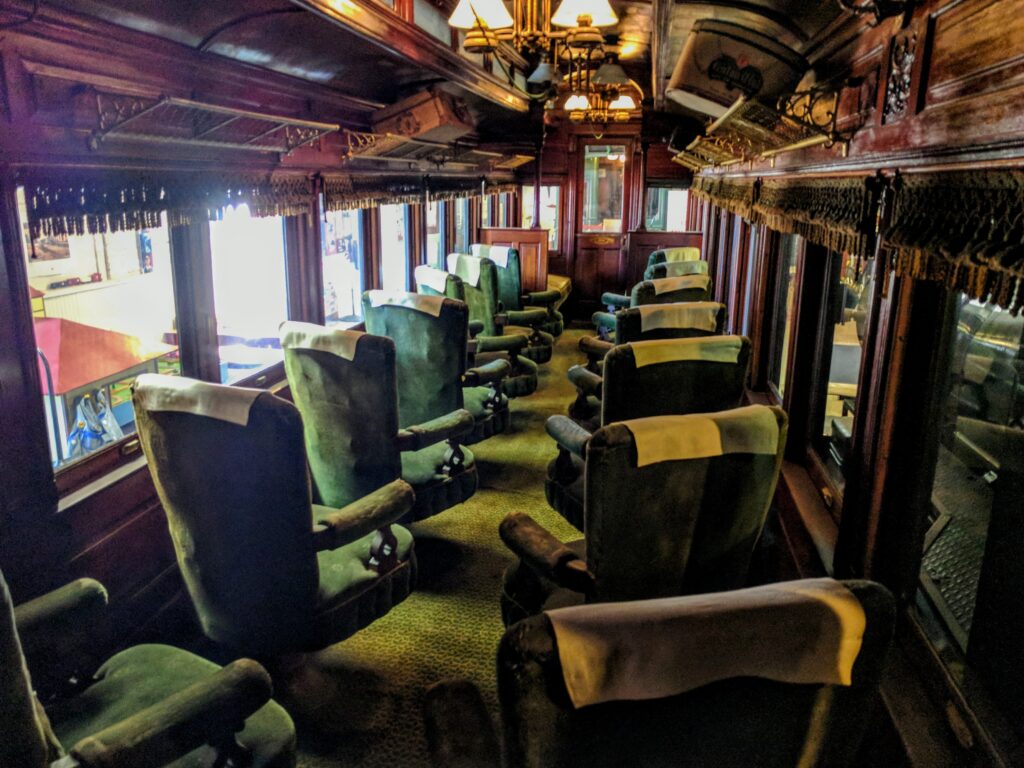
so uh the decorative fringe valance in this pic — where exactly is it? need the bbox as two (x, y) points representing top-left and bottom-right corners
(752, 176), (880, 258)
(20, 170), (314, 239)
(323, 175), (517, 211)
(691, 176), (756, 218)
(884, 170), (1024, 313)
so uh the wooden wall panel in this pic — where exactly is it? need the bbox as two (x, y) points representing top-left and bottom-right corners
(479, 226), (549, 292)
(574, 233), (624, 313)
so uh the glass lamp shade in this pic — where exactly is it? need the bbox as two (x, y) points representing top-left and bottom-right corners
(609, 93), (636, 110)
(527, 60), (558, 85)
(592, 61), (629, 86)
(448, 0), (513, 30)
(564, 93), (591, 111)
(551, 0), (617, 28)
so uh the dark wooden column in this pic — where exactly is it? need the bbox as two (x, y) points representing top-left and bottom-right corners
(169, 221), (221, 382)
(636, 141), (650, 232)
(284, 194), (325, 325)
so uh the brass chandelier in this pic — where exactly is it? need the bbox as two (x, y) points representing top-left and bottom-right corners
(448, 0), (619, 56)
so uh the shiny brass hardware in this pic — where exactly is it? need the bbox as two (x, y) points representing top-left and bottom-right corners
(120, 438), (141, 457)
(820, 486), (834, 509)
(944, 701), (975, 750)
(590, 236), (615, 245)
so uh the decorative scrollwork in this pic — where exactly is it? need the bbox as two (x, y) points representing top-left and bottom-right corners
(836, 0), (913, 25)
(95, 93), (157, 131)
(883, 30), (917, 123)
(778, 85), (840, 140)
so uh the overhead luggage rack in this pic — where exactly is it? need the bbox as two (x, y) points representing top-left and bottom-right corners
(342, 128), (510, 171)
(89, 93), (340, 154)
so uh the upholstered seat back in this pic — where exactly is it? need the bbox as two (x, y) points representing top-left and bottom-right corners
(600, 336), (751, 424)
(133, 377), (320, 650)
(497, 579), (894, 768)
(584, 405), (787, 602)
(448, 253), (501, 335)
(474, 245), (523, 312)
(613, 301), (726, 344)
(646, 259), (709, 280)
(631, 274), (712, 306)
(646, 246), (702, 270)
(281, 323), (401, 508)
(363, 291), (469, 429)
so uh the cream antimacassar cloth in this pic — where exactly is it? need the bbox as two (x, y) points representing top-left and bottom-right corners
(471, 243), (511, 267)
(448, 253), (483, 287)
(659, 260), (709, 277)
(623, 404), (780, 467)
(629, 335), (744, 369)
(547, 577), (866, 709)
(661, 246), (701, 262)
(415, 265), (451, 295)
(367, 290), (446, 317)
(280, 321), (363, 361)
(134, 373), (263, 426)
(652, 274), (711, 295)
(637, 301), (721, 333)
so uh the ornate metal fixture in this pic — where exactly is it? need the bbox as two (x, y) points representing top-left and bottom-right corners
(836, 0), (913, 25)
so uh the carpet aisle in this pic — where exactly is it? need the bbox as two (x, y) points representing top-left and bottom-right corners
(296, 329), (586, 767)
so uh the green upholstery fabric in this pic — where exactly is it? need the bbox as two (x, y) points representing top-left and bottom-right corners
(631, 278), (712, 306)
(283, 327), (477, 521)
(644, 259), (709, 281)
(505, 406), (788, 624)
(48, 644), (295, 768)
(134, 387), (415, 656)
(550, 337), (752, 529)
(496, 581), (894, 768)
(486, 247), (565, 338)
(363, 293), (510, 446)
(645, 246), (702, 270)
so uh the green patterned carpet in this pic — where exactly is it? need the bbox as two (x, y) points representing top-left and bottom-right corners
(294, 329), (586, 767)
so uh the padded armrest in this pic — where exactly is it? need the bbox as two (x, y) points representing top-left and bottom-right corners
(591, 311), (618, 332)
(69, 659), (272, 768)
(467, 320), (485, 336)
(567, 365), (603, 398)
(475, 333), (527, 354)
(600, 292), (630, 308)
(463, 358), (510, 386)
(423, 680), (501, 768)
(499, 513), (593, 594)
(579, 335), (614, 358)
(504, 308), (548, 327)
(396, 409), (475, 451)
(524, 289), (561, 306)
(546, 415), (592, 459)
(313, 479), (415, 551)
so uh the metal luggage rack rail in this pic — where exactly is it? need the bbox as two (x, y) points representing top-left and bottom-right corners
(90, 92), (340, 154)
(341, 128), (503, 171)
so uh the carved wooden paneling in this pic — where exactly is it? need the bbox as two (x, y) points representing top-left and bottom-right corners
(573, 232), (624, 310)
(479, 226), (549, 292)
(622, 230), (703, 288)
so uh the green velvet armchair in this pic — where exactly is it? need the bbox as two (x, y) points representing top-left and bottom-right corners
(500, 404), (788, 626)
(415, 264), (540, 398)
(580, 300), (727, 373)
(424, 579), (895, 768)
(598, 273), (713, 315)
(362, 290), (512, 445)
(280, 322), (478, 521)
(552, 336), (753, 528)
(132, 373), (417, 657)
(447, 252), (554, 365)
(643, 258), (709, 281)
(471, 244), (564, 336)
(645, 245), (702, 272)
(2, 570), (295, 768)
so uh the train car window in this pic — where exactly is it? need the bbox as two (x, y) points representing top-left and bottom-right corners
(521, 185), (560, 250)
(916, 296), (1024, 733)
(322, 208), (365, 328)
(426, 200), (443, 267)
(812, 252), (876, 490)
(453, 197), (469, 253)
(413, 0), (451, 43)
(25, 200), (180, 471)
(645, 187), (689, 231)
(498, 192), (509, 227)
(768, 233), (801, 398)
(380, 203), (411, 291)
(209, 204), (288, 384)
(582, 145), (626, 233)
(481, 195), (491, 228)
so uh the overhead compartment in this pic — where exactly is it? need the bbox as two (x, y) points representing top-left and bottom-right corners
(666, 19), (807, 118)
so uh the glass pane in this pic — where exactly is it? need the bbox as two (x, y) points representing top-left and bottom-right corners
(22, 199), (179, 470)
(322, 208), (364, 328)
(917, 297), (1024, 730)
(453, 198), (468, 253)
(498, 193), (508, 227)
(380, 203), (409, 291)
(426, 201), (442, 268)
(582, 145), (626, 233)
(209, 204), (287, 384)
(769, 234), (800, 396)
(645, 188), (690, 231)
(521, 185), (560, 250)
(413, 0), (451, 43)
(814, 253), (875, 490)
(481, 195), (490, 228)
